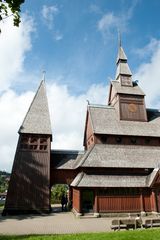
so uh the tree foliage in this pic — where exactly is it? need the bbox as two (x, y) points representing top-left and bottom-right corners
(0, 175), (8, 193)
(0, 0), (24, 31)
(51, 184), (68, 204)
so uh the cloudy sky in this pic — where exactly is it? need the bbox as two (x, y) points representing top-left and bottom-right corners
(1, 0), (160, 171)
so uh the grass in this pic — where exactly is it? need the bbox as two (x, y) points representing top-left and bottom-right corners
(0, 229), (160, 240)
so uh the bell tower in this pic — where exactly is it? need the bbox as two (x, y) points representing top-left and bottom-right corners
(108, 43), (147, 122)
(3, 80), (52, 214)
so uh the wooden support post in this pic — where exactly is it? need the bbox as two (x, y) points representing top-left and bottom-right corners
(94, 189), (99, 217)
(140, 189), (145, 216)
(140, 189), (144, 211)
(151, 190), (157, 213)
(79, 189), (82, 214)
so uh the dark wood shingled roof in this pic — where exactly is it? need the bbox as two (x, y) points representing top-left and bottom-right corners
(71, 169), (159, 188)
(88, 105), (160, 137)
(19, 80), (52, 135)
(77, 144), (160, 169)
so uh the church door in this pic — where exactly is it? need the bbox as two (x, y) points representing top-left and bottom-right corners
(82, 189), (94, 213)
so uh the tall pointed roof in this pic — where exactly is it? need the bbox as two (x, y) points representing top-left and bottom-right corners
(116, 46), (127, 64)
(116, 46), (132, 79)
(19, 80), (52, 136)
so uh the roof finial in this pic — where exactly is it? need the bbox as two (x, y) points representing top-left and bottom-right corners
(86, 100), (90, 105)
(118, 29), (122, 47)
(42, 70), (46, 81)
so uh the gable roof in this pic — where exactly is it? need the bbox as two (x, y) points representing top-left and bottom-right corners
(19, 81), (52, 135)
(88, 105), (160, 137)
(77, 144), (160, 169)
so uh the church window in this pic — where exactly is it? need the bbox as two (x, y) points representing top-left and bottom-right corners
(40, 145), (47, 150)
(29, 145), (38, 150)
(40, 138), (47, 144)
(116, 137), (122, 144)
(29, 137), (39, 150)
(145, 138), (150, 144)
(20, 136), (48, 151)
(131, 137), (136, 144)
(30, 137), (38, 144)
(101, 135), (107, 143)
(20, 136), (29, 150)
(39, 137), (48, 151)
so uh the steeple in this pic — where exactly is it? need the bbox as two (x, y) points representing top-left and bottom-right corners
(19, 80), (52, 136)
(108, 38), (147, 122)
(4, 80), (52, 215)
(115, 44), (132, 87)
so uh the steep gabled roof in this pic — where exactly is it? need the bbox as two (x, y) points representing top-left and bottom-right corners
(88, 105), (160, 137)
(19, 80), (52, 135)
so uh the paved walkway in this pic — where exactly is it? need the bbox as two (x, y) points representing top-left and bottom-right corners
(0, 205), (111, 235)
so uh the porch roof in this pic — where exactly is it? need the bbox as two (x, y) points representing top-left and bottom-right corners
(71, 169), (158, 188)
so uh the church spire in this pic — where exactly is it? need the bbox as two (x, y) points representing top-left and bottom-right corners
(115, 40), (132, 86)
(19, 80), (52, 136)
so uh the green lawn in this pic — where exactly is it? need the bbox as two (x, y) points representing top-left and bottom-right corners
(0, 229), (160, 240)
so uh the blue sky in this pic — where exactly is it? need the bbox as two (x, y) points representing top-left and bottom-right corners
(18, 0), (160, 94)
(1, 0), (160, 171)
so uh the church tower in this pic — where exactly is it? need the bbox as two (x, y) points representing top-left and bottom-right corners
(108, 43), (148, 122)
(3, 80), (52, 214)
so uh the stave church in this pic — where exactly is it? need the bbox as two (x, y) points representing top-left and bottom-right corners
(3, 42), (160, 216)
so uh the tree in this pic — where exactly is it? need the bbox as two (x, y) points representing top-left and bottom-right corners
(51, 184), (68, 204)
(0, 0), (25, 32)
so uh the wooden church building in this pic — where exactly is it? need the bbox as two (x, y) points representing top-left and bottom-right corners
(3, 43), (160, 216)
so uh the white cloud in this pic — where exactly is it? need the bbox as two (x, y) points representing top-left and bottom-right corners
(42, 5), (58, 30)
(41, 4), (62, 41)
(0, 89), (34, 171)
(97, 1), (138, 41)
(134, 38), (160, 107)
(98, 12), (121, 38)
(47, 82), (107, 150)
(89, 4), (102, 15)
(0, 12), (35, 171)
(54, 31), (63, 41)
(0, 14), (35, 92)
(0, 81), (107, 172)
(134, 38), (160, 59)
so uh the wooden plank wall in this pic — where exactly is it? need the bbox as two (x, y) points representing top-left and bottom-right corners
(73, 188), (81, 213)
(5, 136), (51, 213)
(119, 95), (147, 122)
(98, 195), (141, 212)
(50, 169), (78, 186)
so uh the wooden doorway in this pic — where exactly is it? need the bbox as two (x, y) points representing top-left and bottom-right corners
(82, 189), (94, 213)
